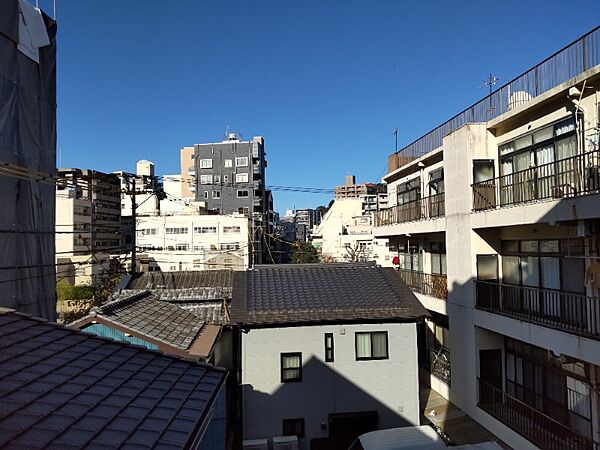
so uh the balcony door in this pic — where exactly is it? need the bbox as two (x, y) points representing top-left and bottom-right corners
(479, 349), (502, 404)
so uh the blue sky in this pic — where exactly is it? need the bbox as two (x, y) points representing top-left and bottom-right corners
(50, 0), (599, 213)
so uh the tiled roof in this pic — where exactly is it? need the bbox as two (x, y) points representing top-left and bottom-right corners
(128, 270), (233, 294)
(0, 309), (226, 449)
(90, 291), (205, 350)
(231, 263), (429, 326)
(176, 302), (228, 325)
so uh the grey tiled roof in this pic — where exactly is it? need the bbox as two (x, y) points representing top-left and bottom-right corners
(231, 263), (429, 326)
(176, 302), (228, 325)
(128, 270), (233, 295)
(91, 291), (205, 350)
(0, 309), (225, 449)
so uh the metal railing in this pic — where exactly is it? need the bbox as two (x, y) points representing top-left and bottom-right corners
(472, 150), (600, 211)
(475, 281), (600, 340)
(430, 349), (451, 385)
(389, 27), (600, 169)
(478, 378), (596, 450)
(398, 268), (448, 300)
(374, 193), (445, 226)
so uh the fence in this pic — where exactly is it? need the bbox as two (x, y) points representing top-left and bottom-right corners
(398, 268), (448, 300)
(374, 193), (445, 226)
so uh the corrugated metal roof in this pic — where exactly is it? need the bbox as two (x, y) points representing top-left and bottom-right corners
(0, 309), (225, 448)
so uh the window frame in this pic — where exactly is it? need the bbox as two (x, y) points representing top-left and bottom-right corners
(282, 418), (305, 438)
(235, 156), (249, 167)
(355, 331), (389, 361)
(237, 190), (249, 198)
(236, 172), (249, 183)
(224, 159), (233, 168)
(324, 333), (334, 362)
(199, 158), (213, 169)
(281, 352), (302, 383)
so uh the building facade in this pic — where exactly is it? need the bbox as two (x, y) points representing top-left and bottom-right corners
(56, 169), (122, 285)
(135, 212), (251, 271)
(374, 27), (600, 450)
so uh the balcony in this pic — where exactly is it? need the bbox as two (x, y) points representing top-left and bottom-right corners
(398, 268), (448, 300)
(374, 193), (445, 226)
(475, 281), (600, 340)
(430, 349), (451, 385)
(472, 150), (600, 211)
(478, 378), (597, 450)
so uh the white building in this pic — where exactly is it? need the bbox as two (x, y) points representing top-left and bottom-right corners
(374, 28), (600, 450)
(136, 212), (251, 271)
(312, 199), (393, 264)
(231, 263), (429, 449)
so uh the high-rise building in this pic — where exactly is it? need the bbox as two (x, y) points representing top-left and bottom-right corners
(373, 27), (600, 450)
(0, 1), (57, 319)
(191, 133), (273, 264)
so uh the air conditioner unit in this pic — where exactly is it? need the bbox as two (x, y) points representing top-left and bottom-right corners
(242, 438), (269, 450)
(272, 436), (299, 450)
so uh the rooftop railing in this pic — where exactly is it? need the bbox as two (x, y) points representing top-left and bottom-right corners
(374, 193), (444, 226)
(472, 150), (600, 211)
(389, 27), (600, 171)
(475, 280), (600, 340)
(478, 378), (596, 450)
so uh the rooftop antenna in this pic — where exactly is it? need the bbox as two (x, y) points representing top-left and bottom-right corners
(481, 74), (500, 118)
(392, 128), (399, 153)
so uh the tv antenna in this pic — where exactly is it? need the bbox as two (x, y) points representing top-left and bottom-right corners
(392, 128), (399, 152)
(481, 74), (500, 117)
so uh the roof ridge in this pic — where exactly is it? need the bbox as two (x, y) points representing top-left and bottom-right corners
(99, 290), (153, 315)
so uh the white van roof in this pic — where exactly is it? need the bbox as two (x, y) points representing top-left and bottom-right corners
(358, 425), (447, 450)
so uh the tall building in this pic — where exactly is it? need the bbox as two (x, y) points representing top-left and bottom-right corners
(0, 1), (57, 319)
(335, 174), (388, 213)
(191, 133), (273, 264)
(55, 169), (122, 285)
(180, 145), (196, 199)
(295, 208), (322, 241)
(373, 27), (600, 449)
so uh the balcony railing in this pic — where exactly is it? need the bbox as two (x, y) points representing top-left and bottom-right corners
(398, 268), (448, 300)
(389, 27), (600, 168)
(430, 349), (451, 385)
(475, 281), (600, 340)
(374, 193), (445, 226)
(478, 378), (596, 450)
(472, 150), (600, 211)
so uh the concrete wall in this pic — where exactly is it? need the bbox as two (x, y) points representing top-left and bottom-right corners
(241, 322), (420, 448)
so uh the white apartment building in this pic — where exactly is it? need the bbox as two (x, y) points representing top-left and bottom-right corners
(312, 198), (393, 264)
(374, 28), (600, 450)
(136, 213), (251, 271)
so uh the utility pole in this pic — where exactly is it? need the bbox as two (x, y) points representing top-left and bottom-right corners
(130, 184), (137, 275)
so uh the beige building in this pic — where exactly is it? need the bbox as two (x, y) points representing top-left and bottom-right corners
(374, 28), (600, 450)
(180, 146), (195, 199)
(55, 169), (122, 285)
(135, 212), (251, 271)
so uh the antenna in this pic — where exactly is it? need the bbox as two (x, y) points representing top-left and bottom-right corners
(481, 74), (500, 117)
(392, 128), (399, 153)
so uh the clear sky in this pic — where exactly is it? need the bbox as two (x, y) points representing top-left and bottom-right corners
(51, 0), (600, 213)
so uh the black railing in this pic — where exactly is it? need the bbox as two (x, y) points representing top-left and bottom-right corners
(374, 193), (445, 226)
(430, 349), (451, 385)
(475, 281), (600, 340)
(478, 378), (595, 450)
(472, 150), (600, 211)
(389, 27), (600, 167)
(398, 269), (448, 300)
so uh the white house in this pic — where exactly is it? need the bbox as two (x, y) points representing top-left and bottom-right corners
(231, 263), (429, 450)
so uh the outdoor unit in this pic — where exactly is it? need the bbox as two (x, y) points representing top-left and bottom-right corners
(242, 438), (269, 450)
(272, 436), (299, 450)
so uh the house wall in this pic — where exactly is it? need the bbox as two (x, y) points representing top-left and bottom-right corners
(241, 322), (420, 448)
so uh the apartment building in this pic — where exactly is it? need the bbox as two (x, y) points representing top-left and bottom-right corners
(0, 1), (56, 319)
(335, 174), (389, 212)
(135, 212), (251, 271)
(56, 169), (122, 285)
(374, 28), (600, 450)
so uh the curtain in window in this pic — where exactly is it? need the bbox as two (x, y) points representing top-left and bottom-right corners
(556, 136), (578, 194)
(372, 333), (387, 358)
(536, 144), (555, 199)
(514, 152), (534, 203)
(356, 334), (371, 359)
(501, 159), (514, 205)
(502, 256), (520, 284)
(282, 355), (300, 380)
(541, 257), (560, 317)
(521, 256), (540, 312)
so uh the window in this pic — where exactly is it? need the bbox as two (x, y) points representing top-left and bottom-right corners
(193, 245), (204, 251)
(220, 242), (240, 250)
(237, 190), (249, 198)
(212, 191), (221, 199)
(223, 175), (229, 182)
(200, 175), (212, 185)
(204, 191), (209, 199)
(194, 226), (217, 234)
(165, 227), (188, 235)
(224, 159), (232, 168)
(236, 156), (248, 167)
(236, 173), (249, 183)
(223, 226), (241, 233)
(430, 242), (447, 275)
(282, 418), (305, 438)
(175, 243), (188, 251)
(200, 159), (213, 169)
(281, 352), (302, 382)
(355, 332), (388, 360)
(324, 333), (334, 362)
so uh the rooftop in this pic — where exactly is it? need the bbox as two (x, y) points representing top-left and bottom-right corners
(0, 309), (225, 448)
(127, 270), (233, 300)
(231, 263), (428, 326)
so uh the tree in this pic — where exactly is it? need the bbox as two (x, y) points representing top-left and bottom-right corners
(343, 242), (370, 262)
(290, 242), (319, 264)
